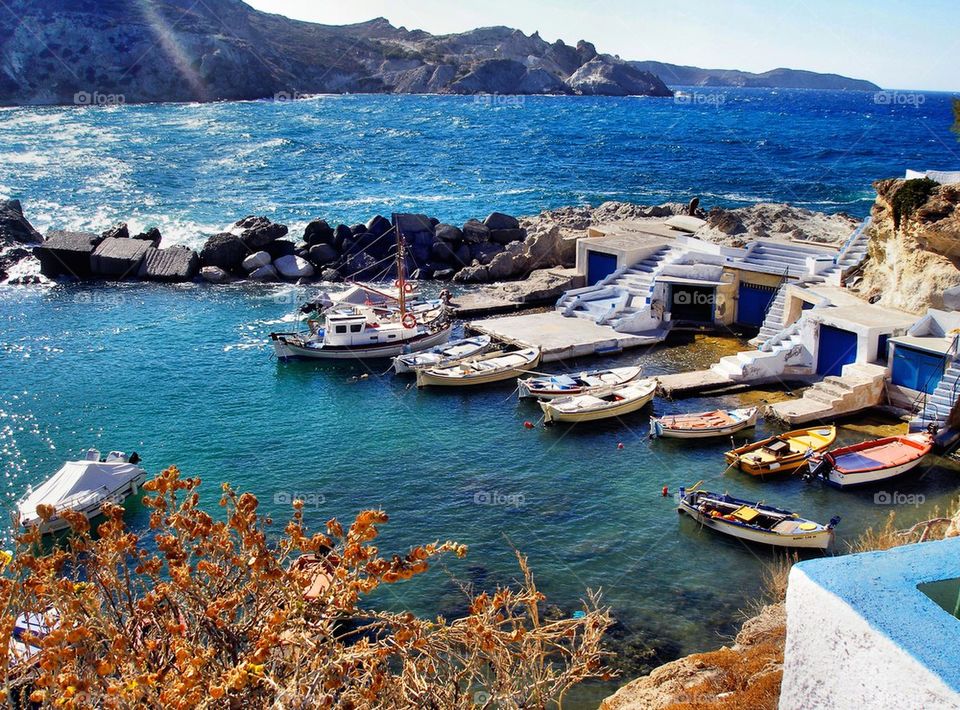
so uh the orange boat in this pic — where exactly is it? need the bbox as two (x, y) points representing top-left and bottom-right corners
(806, 433), (934, 488)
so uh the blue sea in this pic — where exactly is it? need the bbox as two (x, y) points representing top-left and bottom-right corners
(1, 89), (959, 705)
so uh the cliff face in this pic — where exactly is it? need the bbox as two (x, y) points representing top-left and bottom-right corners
(853, 178), (960, 314)
(0, 2), (671, 104)
(628, 61), (880, 91)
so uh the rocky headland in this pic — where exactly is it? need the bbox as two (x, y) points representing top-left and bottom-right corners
(0, 1), (878, 105)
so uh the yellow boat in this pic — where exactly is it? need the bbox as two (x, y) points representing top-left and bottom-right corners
(724, 426), (836, 476)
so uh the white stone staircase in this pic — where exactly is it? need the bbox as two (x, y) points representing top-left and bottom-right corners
(556, 246), (682, 333)
(767, 363), (888, 425)
(711, 321), (809, 381)
(910, 363), (960, 433)
(821, 217), (872, 286)
(748, 281), (791, 347)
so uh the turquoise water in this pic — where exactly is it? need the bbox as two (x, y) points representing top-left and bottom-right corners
(2, 90), (960, 704)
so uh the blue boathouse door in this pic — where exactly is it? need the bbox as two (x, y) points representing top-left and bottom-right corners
(586, 251), (618, 287)
(891, 345), (945, 394)
(737, 283), (778, 327)
(816, 325), (858, 377)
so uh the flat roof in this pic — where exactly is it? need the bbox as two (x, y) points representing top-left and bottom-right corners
(811, 304), (917, 330)
(890, 335), (955, 355)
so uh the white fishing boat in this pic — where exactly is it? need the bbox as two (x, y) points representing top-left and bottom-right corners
(392, 335), (493, 374)
(517, 366), (643, 400)
(539, 379), (657, 425)
(415, 347), (542, 388)
(806, 432), (934, 488)
(271, 227), (452, 361)
(677, 485), (839, 550)
(650, 407), (759, 439)
(17, 449), (148, 535)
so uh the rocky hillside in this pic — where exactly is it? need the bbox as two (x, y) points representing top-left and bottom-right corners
(853, 178), (960, 313)
(629, 61), (879, 91)
(0, 1), (671, 104)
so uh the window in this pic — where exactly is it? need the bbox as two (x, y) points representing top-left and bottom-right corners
(334, 325), (347, 334)
(350, 324), (362, 333)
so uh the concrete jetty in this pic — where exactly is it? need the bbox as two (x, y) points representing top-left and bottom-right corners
(468, 311), (667, 363)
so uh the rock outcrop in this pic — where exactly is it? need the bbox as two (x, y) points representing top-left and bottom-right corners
(0, 199), (42, 280)
(628, 61), (880, 91)
(90, 237), (151, 279)
(34, 230), (101, 279)
(0, 5), (671, 104)
(853, 178), (960, 313)
(138, 245), (200, 282)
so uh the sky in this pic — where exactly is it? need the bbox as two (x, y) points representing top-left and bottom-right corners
(245, 0), (960, 91)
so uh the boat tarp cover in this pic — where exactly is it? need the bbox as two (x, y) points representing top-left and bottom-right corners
(20, 461), (141, 514)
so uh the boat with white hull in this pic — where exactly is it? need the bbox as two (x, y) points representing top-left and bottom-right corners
(17, 449), (147, 535)
(415, 347), (542, 388)
(392, 335), (493, 374)
(518, 366), (643, 400)
(540, 379), (657, 425)
(806, 433), (934, 488)
(651, 407), (759, 440)
(677, 486), (839, 550)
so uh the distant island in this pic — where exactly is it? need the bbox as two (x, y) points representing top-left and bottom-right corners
(0, 0), (879, 105)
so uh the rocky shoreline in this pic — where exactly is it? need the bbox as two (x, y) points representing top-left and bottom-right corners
(0, 198), (862, 289)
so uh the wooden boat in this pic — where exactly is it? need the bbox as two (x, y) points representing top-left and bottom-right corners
(725, 426), (836, 476)
(17, 449), (147, 535)
(415, 347), (542, 388)
(271, 228), (452, 360)
(392, 335), (493, 374)
(806, 432), (934, 488)
(517, 365), (643, 400)
(291, 553), (337, 600)
(539, 379), (657, 425)
(677, 485), (839, 550)
(651, 407), (759, 439)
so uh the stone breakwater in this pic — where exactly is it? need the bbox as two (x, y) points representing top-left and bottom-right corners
(1, 198), (860, 288)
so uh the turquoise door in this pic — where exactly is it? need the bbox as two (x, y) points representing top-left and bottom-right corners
(816, 325), (858, 377)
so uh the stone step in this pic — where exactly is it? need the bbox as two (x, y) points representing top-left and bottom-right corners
(813, 382), (852, 400)
(805, 390), (840, 405)
(823, 376), (855, 391)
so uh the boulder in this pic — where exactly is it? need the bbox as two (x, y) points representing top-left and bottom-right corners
(343, 252), (378, 280)
(200, 266), (234, 284)
(90, 237), (151, 278)
(320, 267), (342, 282)
(943, 285), (960, 312)
(249, 264), (279, 281)
(265, 239), (296, 260)
(34, 230), (99, 278)
(307, 243), (339, 265)
(365, 215), (392, 237)
(333, 224), (352, 247)
(434, 223), (464, 243)
(462, 219), (491, 244)
(433, 268), (456, 281)
(431, 240), (461, 263)
(489, 228), (527, 245)
(0, 199), (42, 245)
(99, 223), (129, 241)
(274, 254), (315, 280)
(350, 223), (367, 236)
(708, 208), (747, 235)
(303, 219), (334, 247)
(242, 251), (272, 272)
(483, 212), (520, 231)
(138, 245), (199, 282)
(453, 264), (490, 283)
(470, 242), (503, 265)
(132, 227), (162, 246)
(200, 233), (248, 272)
(238, 217), (288, 249)
(487, 251), (519, 281)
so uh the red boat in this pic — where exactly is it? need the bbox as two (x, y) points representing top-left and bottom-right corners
(806, 433), (934, 488)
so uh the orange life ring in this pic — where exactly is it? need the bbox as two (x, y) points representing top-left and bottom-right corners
(393, 280), (415, 294)
(402, 313), (417, 329)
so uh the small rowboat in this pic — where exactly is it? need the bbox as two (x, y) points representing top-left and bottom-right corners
(518, 365), (643, 400)
(415, 347), (542, 388)
(392, 335), (493, 374)
(651, 407), (759, 439)
(677, 485), (839, 550)
(725, 426), (836, 476)
(540, 379), (657, 425)
(806, 432), (934, 488)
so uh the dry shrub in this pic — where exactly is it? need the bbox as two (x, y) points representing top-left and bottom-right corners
(0, 467), (613, 708)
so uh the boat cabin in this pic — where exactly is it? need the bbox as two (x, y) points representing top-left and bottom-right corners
(324, 312), (407, 347)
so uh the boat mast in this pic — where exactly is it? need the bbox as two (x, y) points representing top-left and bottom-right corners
(396, 224), (406, 318)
